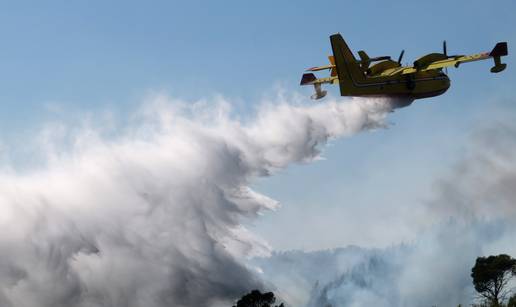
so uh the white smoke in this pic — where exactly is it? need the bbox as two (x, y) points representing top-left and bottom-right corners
(0, 93), (393, 307)
(255, 114), (516, 307)
(430, 122), (516, 221)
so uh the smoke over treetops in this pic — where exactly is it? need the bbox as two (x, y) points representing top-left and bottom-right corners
(254, 110), (516, 307)
(0, 94), (393, 307)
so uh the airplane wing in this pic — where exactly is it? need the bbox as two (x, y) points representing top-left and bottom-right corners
(399, 42), (508, 75)
(306, 64), (334, 72)
(300, 73), (338, 100)
(300, 73), (338, 86)
(306, 56), (338, 77)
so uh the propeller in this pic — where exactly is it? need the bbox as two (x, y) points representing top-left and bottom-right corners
(443, 40), (462, 73)
(443, 40), (462, 58)
(370, 56), (391, 62)
(443, 40), (448, 74)
(397, 50), (405, 64)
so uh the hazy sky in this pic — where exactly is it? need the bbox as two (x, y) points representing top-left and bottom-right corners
(0, 0), (515, 252)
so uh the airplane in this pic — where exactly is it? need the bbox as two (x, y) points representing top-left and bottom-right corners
(300, 34), (508, 107)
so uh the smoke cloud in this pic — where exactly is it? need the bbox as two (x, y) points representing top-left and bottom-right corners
(0, 94), (393, 307)
(430, 122), (516, 221)
(255, 110), (516, 307)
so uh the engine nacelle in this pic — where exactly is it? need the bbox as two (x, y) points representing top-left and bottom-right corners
(413, 53), (448, 70)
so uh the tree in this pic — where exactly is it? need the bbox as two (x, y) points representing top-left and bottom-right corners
(232, 290), (285, 307)
(508, 294), (516, 307)
(471, 254), (516, 306)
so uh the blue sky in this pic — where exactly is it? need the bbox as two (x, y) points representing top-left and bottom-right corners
(0, 0), (515, 250)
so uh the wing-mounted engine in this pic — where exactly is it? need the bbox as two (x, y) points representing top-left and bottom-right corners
(366, 60), (401, 76)
(357, 50), (391, 70)
(357, 50), (403, 76)
(414, 41), (464, 70)
(413, 53), (449, 70)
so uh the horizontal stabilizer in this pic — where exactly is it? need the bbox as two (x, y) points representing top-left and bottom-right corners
(300, 73), (317, 85)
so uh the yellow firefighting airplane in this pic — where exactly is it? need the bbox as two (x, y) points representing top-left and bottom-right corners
(301, 34), (508, 107)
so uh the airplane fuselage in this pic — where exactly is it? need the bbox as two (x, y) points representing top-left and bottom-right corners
(343, 69), (451, 100)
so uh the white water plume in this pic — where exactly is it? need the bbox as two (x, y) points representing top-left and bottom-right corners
(0, 94), (393, 307)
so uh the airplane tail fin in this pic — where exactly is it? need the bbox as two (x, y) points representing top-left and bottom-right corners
(330, 34), (365, 95)
(489, 42), (508, 73)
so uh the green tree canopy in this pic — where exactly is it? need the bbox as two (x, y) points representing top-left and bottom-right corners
(232, 290), (285, 307)
(471, 254), (516, 306)
(508, 294), (516, 307)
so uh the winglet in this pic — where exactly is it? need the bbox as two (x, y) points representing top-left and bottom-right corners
(300, 73), (317, 85)
(489, 42), (508, 57)
(489, 42), (508, 73)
